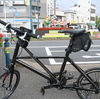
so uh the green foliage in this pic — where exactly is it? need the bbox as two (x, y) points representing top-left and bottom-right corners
(96, 16), (100, 27)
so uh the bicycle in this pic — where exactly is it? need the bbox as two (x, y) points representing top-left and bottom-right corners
(0, 20), (100, 99)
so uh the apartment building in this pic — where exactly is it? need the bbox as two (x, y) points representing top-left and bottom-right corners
(0, 0), (46, 32)
(69, 0), (96, 30)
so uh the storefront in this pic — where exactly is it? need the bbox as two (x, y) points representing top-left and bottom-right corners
(0, 18), (43, 32)
(90, 23), (96, 28)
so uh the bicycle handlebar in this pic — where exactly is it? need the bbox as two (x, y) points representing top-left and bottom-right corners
(0, 20), (7, 26)
(0, 20), (39, 39)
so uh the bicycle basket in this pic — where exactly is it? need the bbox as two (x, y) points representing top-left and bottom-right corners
(72, 32), (92, 52)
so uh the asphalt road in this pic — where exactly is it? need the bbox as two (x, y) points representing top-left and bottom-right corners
(10, 40), (100, 65)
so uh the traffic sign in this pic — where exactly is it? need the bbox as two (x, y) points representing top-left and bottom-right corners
(14, 13), (20, 16)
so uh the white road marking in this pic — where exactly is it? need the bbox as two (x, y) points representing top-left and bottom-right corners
(10, 45), (100, 49)
(83, 53), (100, 58)
(45, 46), (100, 65)
(51, 49), (100, 52)
(45, 47), (56, 64)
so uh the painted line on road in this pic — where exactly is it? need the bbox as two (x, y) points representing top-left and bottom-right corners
(45, 47), (56, 64)
(83, 53), (100, 58)
(10, 46), (67, 49)
(10, 45), (100, 49)
(51, 49), (100, 52)
(45, 47), (100, 65)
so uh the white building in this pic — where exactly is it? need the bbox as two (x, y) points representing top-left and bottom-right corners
(69, 0), (96, 30)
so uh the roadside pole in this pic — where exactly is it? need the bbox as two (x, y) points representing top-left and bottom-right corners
(30, 0), (33, 33)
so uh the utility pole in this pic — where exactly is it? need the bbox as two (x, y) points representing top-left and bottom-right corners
(4, 0), (6, 22)
(54, 0), (56, 16)
(30, 0), (33, 33)
(37, 0), (39, 28)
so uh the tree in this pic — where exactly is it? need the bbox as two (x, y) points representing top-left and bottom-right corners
(96, 16), (100, 28)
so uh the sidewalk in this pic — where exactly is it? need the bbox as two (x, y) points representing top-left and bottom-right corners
(9, 59), (100, 99)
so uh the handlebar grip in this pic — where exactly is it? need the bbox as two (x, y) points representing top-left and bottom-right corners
(0, 20), (7, 26)
(28, 33), (39, 39)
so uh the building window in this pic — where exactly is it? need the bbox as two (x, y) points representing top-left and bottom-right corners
(57, 16), (62, 20)
(32, 6), (35, 13)
(36, 6), (40, 16)
(33, 0), (40, 2)
(91, 9), (95, 13)
(9, 6), (26, 12)
(0, 6), (3, 13)
(90, 17), (95, 21)
(71, 14), (74, 21)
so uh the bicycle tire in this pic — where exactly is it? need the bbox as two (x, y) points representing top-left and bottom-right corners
(0, 70), (20, 99)
(76, 67), (100, 99)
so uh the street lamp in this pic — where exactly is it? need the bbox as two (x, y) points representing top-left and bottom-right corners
(10, 6), (17, 26)
(3, 0), (13, 37)
(54, 0), (56, 16)
(37, 0), (39, 28)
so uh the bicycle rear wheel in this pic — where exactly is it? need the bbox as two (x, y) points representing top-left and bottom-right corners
(76, 67), (100, 99)
(0, 70), (20, 99)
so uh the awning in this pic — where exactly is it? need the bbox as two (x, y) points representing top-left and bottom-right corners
(90, 23), (96, 25)
(70, 21), (77, 24)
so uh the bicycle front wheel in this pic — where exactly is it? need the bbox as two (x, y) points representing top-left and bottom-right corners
(76, 67), (100, 99)
(0, 70), (20, 99)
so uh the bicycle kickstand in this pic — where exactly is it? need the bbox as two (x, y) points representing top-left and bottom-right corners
(40, 87), (45, 95)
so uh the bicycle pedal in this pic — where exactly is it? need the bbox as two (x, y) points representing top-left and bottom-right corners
(40, 87), (45, 95)
(68, 73), (74, 79)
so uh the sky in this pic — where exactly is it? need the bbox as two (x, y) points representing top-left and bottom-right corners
(56, 0), (100, 15)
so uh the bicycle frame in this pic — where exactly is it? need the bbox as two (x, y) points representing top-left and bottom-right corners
(10, 39), (99, 92)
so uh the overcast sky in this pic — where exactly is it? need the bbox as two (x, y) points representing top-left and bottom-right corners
(56, 0), (100, 15)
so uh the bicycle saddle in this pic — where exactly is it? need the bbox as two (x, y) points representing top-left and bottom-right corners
(58, 29), (85, 35)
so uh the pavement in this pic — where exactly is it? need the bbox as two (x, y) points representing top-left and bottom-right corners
(9, 59), (100, 99)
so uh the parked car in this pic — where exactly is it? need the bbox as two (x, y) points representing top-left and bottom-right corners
(69, 26), (80, 29)
(89, 28), (99, 32)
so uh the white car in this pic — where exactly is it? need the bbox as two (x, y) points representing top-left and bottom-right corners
(89, 28), (99, 32)
(69, 26), (80, 29)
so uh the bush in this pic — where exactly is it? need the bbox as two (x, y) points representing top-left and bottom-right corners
(36, 27), (71, 30)
(0, 34), (3, 47)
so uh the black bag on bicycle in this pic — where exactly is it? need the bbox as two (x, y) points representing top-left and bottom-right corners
(72, 32), (92, 52)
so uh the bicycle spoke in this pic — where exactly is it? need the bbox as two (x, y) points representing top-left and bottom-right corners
(76, 68), (100, 99)
(0, 70), (20, 99)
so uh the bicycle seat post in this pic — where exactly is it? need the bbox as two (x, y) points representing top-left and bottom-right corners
(59, 36), (74, 80)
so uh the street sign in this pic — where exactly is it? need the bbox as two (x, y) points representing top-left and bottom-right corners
(14, 13), (20, 16)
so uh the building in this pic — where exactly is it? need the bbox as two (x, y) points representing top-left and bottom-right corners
(0, 0), (46, 33)
(50, 8), (66, 27)
(0, 0), (96, 31)
(69, 0), (96, 30)
(64, 10), (77, 25)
